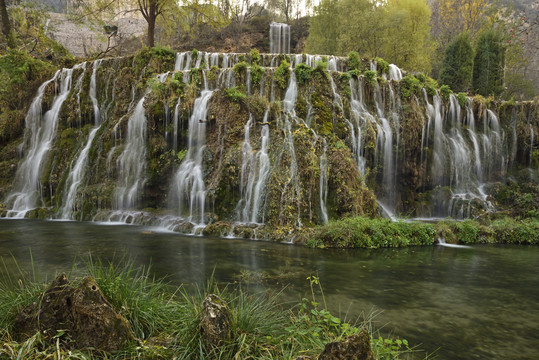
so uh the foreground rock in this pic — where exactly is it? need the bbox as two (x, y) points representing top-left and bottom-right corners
(200, 294), (232, 348)
(15, 273), (133, 351)
(317, 329), (374, 360)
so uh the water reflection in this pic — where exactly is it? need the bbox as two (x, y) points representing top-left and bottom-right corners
(1, 219), (538, 359)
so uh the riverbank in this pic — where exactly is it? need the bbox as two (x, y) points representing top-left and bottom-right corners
(0, 258), (415, 359)
(300, 215), (539, 248)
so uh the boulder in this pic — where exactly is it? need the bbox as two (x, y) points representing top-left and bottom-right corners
(317, 329), (374, 360)
(200, 293), (232, 347)
(14, 273), (133, 352)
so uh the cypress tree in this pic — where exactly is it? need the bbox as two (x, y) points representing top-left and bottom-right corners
(439, 32), (473, 92)
(472, 30), (506, 96)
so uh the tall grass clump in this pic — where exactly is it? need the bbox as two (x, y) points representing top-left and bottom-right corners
(0, 256), (423, 359)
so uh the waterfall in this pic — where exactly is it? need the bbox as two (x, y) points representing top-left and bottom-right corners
(270, 22), (290, 54)
(236, 110), (272, 224)
(237, 114), (254, 222)
(319, 139), (329, 223)
(374, 83), (396, 210)
(5, 67), (76, 217)
(114, 95), (148, 210)
(60, 60), (104, 220)
(388, 64), (403, 81)
(60, 128), (99, 219)
(281, 71), (302, 226)
(349, 78), (372, 175)
(169, 82), (213, 226)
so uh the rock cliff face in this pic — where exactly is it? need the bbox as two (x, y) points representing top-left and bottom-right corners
(1, 48), (537, 240)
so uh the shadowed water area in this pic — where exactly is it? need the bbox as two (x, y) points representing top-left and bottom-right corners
(0, 219), (537, 359)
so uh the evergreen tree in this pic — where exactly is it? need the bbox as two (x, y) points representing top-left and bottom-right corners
(473, 29), (506, 96)
(439, 32), (473, 92)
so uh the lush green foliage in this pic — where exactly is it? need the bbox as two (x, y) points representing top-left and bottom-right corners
(294, 63), (313, 85)
(307, 217), (436, 248)
(439, 32), (474, 92)
(306, 0), (433, 73)
(473, 30), (506, 96)
(457, 92), (468, 107)
(439, 85), (452, 99)
(250, 64), (265, 86)
(308, 215), (539, 248)
(250, 48), (260, 65)
(399, 75), (422, 98)
(364, 70), (378, 86)
(224, 87), (246, 102)
(274, 60), (291, 89)
(374, 57), (389, 75)
(348, 51), (362, 71)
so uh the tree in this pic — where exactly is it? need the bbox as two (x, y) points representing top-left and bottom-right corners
(383, 0), (433, 73)
(439, 32), (473, 92)
(473, 29), (506, 96)
(337, 0), (384, 57)
(305, 0), (340, 55)
(78, 0), (176, 48)
(0, 0), (11, 41)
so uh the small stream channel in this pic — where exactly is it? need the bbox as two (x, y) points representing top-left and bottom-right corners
(0, 219), (538, 359)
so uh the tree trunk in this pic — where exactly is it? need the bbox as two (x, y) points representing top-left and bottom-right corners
(147, 16), (155, 47)
(0, 0), (11, 39)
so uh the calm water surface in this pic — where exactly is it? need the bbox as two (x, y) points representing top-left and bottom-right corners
(0, 219), (538, 360)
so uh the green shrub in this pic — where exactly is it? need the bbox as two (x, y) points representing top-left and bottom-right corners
(233, 61), (249, 76)
(250, 48), (260, 65)
(348, 51), (362, 71)
(274, 60), (291, 89)
(457, 92), (468, 107)
(224, 87), (246, 102)
(250, 64), (265, 86)
(364, 70), (378, 86)
(374, 57), (389, 75)
(294, 63), (312, 85)
(400, 75), (421, 98)
(440, 85), (453, 99)
(307, 217), (436, 248)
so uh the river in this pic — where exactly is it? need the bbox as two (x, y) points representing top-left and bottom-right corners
(0, 219), (538, 359)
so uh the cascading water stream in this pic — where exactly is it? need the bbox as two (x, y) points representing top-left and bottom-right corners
(235, 110), (272, 224)
(60, 60), (104, 219)
(5, 67), (77, 217)
(169, 73), (213, 227)
(114, 95), (148, 210)
(319, 139), (329, 223)
(270, 22), (290, 54)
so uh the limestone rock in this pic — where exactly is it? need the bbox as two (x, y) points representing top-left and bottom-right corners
(14, 273), (133, 352)
(317, 329), (374, 360)
(200, 294), (232, 347)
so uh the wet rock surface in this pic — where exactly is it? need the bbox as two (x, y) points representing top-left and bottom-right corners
(15, 273), (133, 352)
